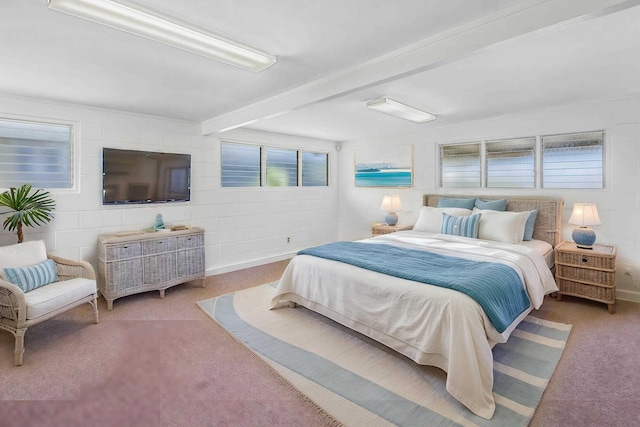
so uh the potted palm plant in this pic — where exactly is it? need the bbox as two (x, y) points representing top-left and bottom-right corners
(0, 184), (55, 243)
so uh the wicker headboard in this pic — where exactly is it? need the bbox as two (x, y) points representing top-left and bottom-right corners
(423, 195), (564, 247)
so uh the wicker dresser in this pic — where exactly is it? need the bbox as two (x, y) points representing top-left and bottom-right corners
(555, 240), (616, 313)
(371, 223), (413, 236)
(98, 227), (205, 310)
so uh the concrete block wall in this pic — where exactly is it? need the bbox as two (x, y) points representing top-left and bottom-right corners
(0, 95), (338, 276)
(338, 93), (640, 302)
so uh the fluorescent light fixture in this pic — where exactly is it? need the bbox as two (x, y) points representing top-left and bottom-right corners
(47, 0), (277, 72)
(366, 97), (436, 123)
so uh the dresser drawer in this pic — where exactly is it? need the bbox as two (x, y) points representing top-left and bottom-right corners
(143, 237), (177, 255)
(177, 248), (205, 278)
(143, 253), (177, 283)
(103, 258), (143, 290)
(557, 264), (615, 287)
(104, 242), (142, 260)
(556, 250), (615, 270)
(557, 278), (615, 303)
(177, 233), (203, 249)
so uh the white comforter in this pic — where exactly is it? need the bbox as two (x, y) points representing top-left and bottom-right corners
(270, 231), (558, 419)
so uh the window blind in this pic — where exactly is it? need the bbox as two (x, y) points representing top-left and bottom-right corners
(440, 143), (481, 188)
(302, 152), (328, 186)
(486, 137), (535, 188)
(0, 119), (72, 188)
(221, 142), (261, 187)
(542, 131), (604, 189)
(266, 147), (298, 187)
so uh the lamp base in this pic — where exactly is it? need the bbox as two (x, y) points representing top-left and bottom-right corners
(572, 226), (596, 249)
(384, 212), (398, 226)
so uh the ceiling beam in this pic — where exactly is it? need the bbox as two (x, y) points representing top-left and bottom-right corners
(201, 0), (639, 136)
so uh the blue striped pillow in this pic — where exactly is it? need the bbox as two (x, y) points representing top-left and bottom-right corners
(3, 259), (58, 292)
(441, 212), (481, 238)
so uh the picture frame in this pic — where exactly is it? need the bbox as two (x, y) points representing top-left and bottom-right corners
(355, 144), (413, 187)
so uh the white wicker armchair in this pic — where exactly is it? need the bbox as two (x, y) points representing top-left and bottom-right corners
(0, 241), (99, 365)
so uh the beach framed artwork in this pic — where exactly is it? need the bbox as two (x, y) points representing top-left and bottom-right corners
(355, 144), (413, 187)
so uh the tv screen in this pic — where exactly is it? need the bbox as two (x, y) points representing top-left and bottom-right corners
(102, 148), (191, 205)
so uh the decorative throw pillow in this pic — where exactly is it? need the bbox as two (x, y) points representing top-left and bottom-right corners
(0, 240), (48, 281)
(413, 207), (473, 233)
(3, 259), (58, 293)
(476, 209), (530, 244)
(441, 212), (481, 238)
(474, 198), (507, 211)
(523, 210), (538, 241)
(436, 197), (476, 210)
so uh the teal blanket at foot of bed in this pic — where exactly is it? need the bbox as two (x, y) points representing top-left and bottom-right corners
(298, 241), (530, 333)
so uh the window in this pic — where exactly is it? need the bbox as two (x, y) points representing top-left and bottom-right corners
(302, 152), (328, 186)
(542, 131), (604, 189)
(486, 137), (535, 188)
(221, 141), (329, 188)
(439, 130), (605, 189)
(221, 142), (261, 187)
(266, 148), (298, 187)
(0, 118), (73, 189)
(440, 143), (481, 188)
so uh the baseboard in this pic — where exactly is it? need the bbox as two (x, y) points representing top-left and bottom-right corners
(615, 288), (640, 303)
(206, 252), (296, 276)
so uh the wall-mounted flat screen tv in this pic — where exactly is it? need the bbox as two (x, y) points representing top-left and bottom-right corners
(102, 148), (191, 205)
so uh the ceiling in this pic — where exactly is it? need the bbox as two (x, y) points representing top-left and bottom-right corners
(2, 0), (640, 142)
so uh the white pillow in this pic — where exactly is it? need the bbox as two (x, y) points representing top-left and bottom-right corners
(413, 207), (472, 233)
(475, 209), (530, 244)
(0, 240), (48, 281)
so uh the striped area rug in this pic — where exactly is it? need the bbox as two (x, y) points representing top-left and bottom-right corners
(197, 283), (571, 427)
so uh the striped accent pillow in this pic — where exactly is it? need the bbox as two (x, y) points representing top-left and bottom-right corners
(3, 259), (58, 292)
(441, 212), (481, 238)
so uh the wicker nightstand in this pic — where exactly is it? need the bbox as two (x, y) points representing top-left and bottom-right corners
(555, 240), (616, 314)
(371, 223), (413, 236)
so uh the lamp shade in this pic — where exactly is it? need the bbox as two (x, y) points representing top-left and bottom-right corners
(379, 195), (402, 226)
(568, 203), (601, 226)
(379, 195), (403, 212)
(568, 203), (601, 249)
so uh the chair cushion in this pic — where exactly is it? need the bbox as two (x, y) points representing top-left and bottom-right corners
(24, 278), (97, 320)
(3, 259), (58, 292)
(0, 241), (48, 280)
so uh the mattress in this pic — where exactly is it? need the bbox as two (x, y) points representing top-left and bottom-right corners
(520, 238), (554, 268)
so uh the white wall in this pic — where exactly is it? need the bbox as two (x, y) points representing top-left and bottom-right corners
(338, 93), (640, 302)
(0, 95), (338, 275)
(202, 129), (338, 273)
(4, 90), (639, 301)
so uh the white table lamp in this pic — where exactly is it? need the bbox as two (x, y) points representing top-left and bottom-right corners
(379, 195), (403, 226)
(568, 203), (601, 249)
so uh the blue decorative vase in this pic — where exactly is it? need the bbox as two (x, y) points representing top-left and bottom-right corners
(384, 212), (398, 226)
(154, 213), (165, 230)
(572, 226), (596, 249)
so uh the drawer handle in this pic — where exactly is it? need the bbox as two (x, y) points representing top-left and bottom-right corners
(582, 257), (588, 263)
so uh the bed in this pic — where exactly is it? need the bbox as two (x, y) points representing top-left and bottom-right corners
(270, 194), (563, 419)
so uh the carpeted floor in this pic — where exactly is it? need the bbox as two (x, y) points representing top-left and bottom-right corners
(529, 291), (640, 427)
(0, 260), (339, 427)
(1, 259), (640, 426)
